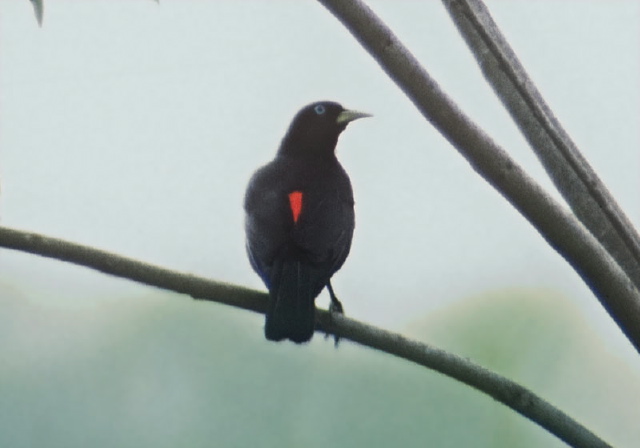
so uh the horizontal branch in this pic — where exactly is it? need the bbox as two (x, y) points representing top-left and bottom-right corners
(0, 225), (611, 448)
(316, 0), (640, 357)
(0, 226), (266, 313)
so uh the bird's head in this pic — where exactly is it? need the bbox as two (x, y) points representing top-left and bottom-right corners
(279, 101), (371, 157)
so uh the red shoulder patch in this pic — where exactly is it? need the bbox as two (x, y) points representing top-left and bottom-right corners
(288, 191), (303, 224)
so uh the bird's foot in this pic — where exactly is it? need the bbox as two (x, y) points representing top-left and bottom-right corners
(325, 286), (345, 347)
(329, 297), (344, 315)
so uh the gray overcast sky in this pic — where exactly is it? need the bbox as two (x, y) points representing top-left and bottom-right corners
(0, 1), (639, 359)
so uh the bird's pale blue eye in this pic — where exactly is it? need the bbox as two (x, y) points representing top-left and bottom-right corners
(314, 104), (326, 115)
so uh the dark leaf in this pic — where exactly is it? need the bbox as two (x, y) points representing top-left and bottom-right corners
(29, 0), (43, 26)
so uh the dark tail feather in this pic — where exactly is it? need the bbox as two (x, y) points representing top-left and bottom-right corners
(265, 260), (316, 343)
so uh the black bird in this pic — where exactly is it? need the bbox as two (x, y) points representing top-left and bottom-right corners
(244, 101), (370, 343)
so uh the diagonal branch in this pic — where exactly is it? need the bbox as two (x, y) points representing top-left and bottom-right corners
(441, 0), (640, 290)
(315, 0), (640, 355)
(0, 225), (611, 447)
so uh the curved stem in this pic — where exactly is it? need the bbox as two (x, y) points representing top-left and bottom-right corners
(0, 225), (612, 447)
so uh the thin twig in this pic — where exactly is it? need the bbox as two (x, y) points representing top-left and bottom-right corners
(441, 0), (640, 290)
(315, 0), (640, 355)
(0, 225), (612, 447)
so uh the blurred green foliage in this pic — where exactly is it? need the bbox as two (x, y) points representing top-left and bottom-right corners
(0, 285), (638, 447)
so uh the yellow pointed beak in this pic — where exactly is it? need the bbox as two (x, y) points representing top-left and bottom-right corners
(336, 109), (372, 125)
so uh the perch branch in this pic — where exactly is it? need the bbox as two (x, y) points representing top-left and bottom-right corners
(0, 226), (612, 447)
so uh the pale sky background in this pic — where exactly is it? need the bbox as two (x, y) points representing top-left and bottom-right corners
(0, 0), (639, 365)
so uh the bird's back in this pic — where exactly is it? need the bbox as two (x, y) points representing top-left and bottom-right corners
(244, 154), (354, 295)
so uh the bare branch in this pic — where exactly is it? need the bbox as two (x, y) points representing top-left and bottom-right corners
(441, 0), (640, 290)
(315, 0), (640, 355)
(0, 226), (265, 313)
(0, 225), (611, 447)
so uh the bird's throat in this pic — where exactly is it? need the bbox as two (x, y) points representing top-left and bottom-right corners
(278, 130), (340, 158)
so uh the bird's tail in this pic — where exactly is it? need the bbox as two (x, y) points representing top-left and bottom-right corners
(265, 260), (316, 343)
